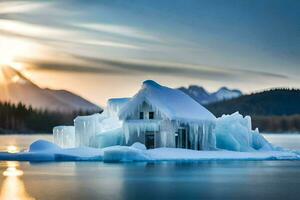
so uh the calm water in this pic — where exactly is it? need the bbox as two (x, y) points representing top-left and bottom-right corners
(0, 134), (299, 200)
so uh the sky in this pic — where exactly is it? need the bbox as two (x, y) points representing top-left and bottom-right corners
(0, 0), (299, 106)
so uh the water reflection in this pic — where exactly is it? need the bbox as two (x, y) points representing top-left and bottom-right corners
(0, 161), (35, 200)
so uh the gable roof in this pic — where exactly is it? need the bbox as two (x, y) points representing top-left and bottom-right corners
(119, 80), (216, 123)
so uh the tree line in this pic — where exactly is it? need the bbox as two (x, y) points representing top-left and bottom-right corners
(206, 88), (300, 132)
(252, 115), (300, 133)
(0, 101), (97, 134)
(207, 88), (300, 117)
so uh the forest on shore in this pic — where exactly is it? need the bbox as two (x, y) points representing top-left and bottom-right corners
(207, 88), (300, 133)
(1, 88), (300, 134)
(0, 101), (97, 134)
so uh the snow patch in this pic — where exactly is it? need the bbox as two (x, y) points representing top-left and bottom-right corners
(0, 140), (299, 162)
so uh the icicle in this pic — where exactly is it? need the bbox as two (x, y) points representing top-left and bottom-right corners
(124, 123), (130, 144)
(53, 126), (75, 148)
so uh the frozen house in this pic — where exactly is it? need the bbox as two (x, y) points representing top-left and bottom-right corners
(119, 80), (217, 150)
(53, 80), (217, 150)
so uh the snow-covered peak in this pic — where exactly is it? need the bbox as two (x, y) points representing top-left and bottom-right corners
(213, 87), (242, 101)
(1, 66), (30, 85)
(178, 85), (242, 105)
(0, 66), (101, 112)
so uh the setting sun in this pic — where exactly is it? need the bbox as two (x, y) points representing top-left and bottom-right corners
(0, 36), (38, 70)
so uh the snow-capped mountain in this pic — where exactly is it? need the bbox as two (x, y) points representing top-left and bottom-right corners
(178, 85), (242, 105)
(212, 87), (243, 101)
(0, 66), (101, 112)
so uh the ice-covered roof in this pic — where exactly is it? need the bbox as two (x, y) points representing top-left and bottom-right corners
(104, 98), (131, 117)
(119, 80), (216, 122)
(108, 98), (131, 106)
(74, 113), (101, 122)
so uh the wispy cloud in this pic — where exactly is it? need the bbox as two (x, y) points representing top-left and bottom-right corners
(0, 0), (297, 96)
(79, 39), (142, 49)
(0, 1), (48, 14)
(0, 19), (144, 52)
(0, 19), (67, 38)
(17, 54), (288, 82)
(76, 23), (160, 42)
(23, 59), (122, 74)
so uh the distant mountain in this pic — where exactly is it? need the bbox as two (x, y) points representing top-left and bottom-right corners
(206, 88), (300, 117)
(178, 85), (242, 105)
(0, 67), (101, 113)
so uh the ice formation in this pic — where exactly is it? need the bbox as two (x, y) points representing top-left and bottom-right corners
(106, 98), (131, 117)
(93, 128), (123, 148)
(69, 98), (129, 148)
(74, 114), (100, 147)
(52, 80), (278, 156)
(0, 140), (299, 162)
(214, 112), (274, 151)
(29, 140), (61, 152)
(53, 126), (75, 148)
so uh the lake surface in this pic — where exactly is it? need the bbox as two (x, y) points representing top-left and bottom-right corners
(0, 134), (299, 200)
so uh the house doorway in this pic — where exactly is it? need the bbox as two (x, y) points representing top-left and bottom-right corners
(145, 131), (155, 149)
(176, 128), (188, 148)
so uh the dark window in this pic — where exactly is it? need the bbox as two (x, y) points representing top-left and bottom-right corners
(149, 112), (154, 119)
(139, 112), (144, 119)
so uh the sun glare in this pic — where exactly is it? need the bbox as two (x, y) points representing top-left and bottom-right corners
(6, 145), (20, 154)
(0, 36), (37, 71)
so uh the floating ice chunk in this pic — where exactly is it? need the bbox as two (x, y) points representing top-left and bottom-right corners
(131, 142), (147, 150)
(103, 145), (149, 162)
(29, 140), (61, 152)
(0, 140), (299, 162)
(214, 112), (274, 152)
(53, 126), (75, 148)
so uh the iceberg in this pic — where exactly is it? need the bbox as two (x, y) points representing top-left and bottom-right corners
(214, 112), (274, 151)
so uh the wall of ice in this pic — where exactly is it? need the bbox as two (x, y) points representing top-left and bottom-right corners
(57, 98), (129, 148)
(53, 126), (75, 148)
(91, 128), (123, 148)
(213, 112), (274, 151)
(74, 114), (101, 147)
